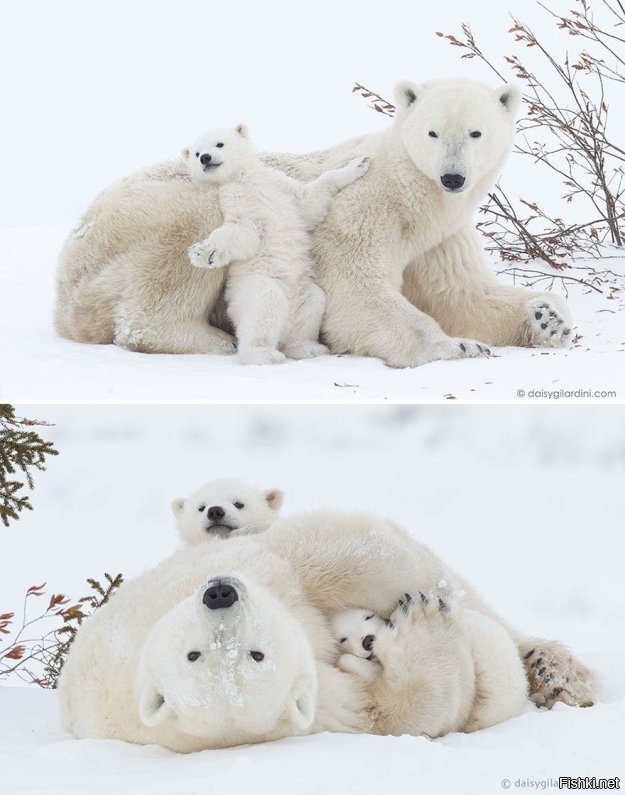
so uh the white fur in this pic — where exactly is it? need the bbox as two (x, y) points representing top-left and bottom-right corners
(58, 511), (595, 750)
(55, 78), (571, 365)
(183, 125), (369, 365)
(172, 478), (283, 544)
(334, 590), (528, 732)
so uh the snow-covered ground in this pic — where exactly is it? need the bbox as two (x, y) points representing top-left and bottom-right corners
(1, 225), (623, 401)
(1, 406), (624, 793)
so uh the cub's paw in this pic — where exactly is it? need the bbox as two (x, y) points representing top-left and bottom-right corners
(188, 233), (230, 270)
(337, 157), (370, 189)
(347, 156), (370, 176)
(282, 341), (329, 360)
(519, 639), (597, 709)
(454, 339), (491, 359)
(238, 347), (287, 366)
(523, 298), (572, 348)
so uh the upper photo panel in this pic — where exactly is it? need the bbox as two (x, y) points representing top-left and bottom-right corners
(1, 0), (623, 402)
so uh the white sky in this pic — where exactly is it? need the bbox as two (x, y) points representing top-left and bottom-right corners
(1, 0), (595, 227)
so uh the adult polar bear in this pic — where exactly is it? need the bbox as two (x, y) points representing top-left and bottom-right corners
(59, 513), (595, 751)
(54, 79), (572, 367)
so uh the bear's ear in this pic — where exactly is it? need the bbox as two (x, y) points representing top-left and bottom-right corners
(235, 123), (249, 138)
(171, 498), (185, 517)
(393, 80), (420, 113)
(138, 686), (175, 728)
(181, 148), (190, 160)
(265, 489), (284, 511)
(286, 677), (316, 731)
(496, 83), (521, 115)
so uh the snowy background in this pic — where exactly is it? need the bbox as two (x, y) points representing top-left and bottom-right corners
(1, 404), (624, 792)
(1, 0), (624, 400)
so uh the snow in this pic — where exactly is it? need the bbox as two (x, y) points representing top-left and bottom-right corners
(1, 677), (623, 795)
(1, 406), (624, 792)
(2, 0), (624, 401)
(1, 225), (624, 401)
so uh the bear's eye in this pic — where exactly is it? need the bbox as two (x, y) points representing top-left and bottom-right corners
(365, 615), (374, 621)
(216, 142), (224, 148)
(198, 504), (206, 512)
(250, 651), (264, 662)
(187, 651), (201, 662)
(470, 131), (482, 138)
(195, 152), (200, 157)
(339, 637), (347, 643)
(233, 501), (244, 509)
(428, 131), (438, 138)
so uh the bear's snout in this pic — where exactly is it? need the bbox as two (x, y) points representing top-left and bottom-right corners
(362, 634), (375, 652)
(200, 153), (212, 166)
(203, 579), (239, 610)
(440, 173), (466, 192)
(207, 505), (225, 521)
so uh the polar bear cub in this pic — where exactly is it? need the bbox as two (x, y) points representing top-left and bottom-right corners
(331, 609), (387, 683)
(332, 583), (528, 732)
(183, 125), (370, 365)
(172, 478), (283, 544)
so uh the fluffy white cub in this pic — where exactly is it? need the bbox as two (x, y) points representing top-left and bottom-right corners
(183, 124), (369, 365)
(172, 478), (283, 544)
(331, 608), (387, 683)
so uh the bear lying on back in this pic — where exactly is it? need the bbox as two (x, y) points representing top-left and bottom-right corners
(183, 125), (369, 365)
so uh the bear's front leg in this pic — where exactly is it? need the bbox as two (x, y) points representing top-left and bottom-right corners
(370, 589), (475, 737)
(188, 222), (260, 270)
(300, 157), (370, 227)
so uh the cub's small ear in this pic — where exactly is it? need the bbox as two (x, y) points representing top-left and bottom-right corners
(138, 686), (175, 728)
(171, 498), (185, 516)
(235, 123), (249, 138)
(265, 489), (284, 511)
(496, 83), (521, 115)
(393, 80), (420, 112)
(181, 148), (190, 160)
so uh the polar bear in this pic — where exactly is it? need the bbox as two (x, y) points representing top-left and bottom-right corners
(171, 478), (283, 544)
(182, 125), (369, 364)
(331, 607), (387, 682)
(331, 585), (529, 732)
(54, 78), (572, 367)
(58, 512), (595, 751)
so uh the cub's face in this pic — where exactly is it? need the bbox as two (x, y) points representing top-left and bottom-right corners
(137, 576), (317, 747)
(182, 124), (256, 183)
(172, 478), (283, 544)
(393, 79), (520, 195)
(331, 608), (387, 659)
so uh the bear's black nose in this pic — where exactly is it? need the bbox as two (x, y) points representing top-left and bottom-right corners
(203, 581), (239, 610)
(207, 506), (225, 521)
(362, 634), (375, 652)
(441, 173), (466, 191)
(200, 153), (212, 166)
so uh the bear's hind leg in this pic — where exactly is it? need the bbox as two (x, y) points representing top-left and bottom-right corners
(519, 638), (597, 709)
(281, 277), (329, 360)
(114, 317), (236, 355)
(227, 271), (289, 365)
(403, 227), (573, 349)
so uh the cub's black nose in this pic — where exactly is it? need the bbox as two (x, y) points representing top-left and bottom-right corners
(441, 173), (466, 191)
(362, 634), (375, 652)
(200, 153), (212, 165)
(203, 581), (238, 609)
(207, 506), (225, 521)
